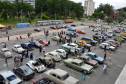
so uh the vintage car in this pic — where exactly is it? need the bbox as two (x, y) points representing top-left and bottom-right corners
(79, 54), (98, 67)
(0, 48), (12, 58)
(63, 58), (93, 74)
(26, 60), (46, 73)
(45, 51), (61, 62)
(0, 70), (22, 84)
(12, 44), (25, 54)
(54, 49), (67, 59)
(44, 68), (79, 84)
(85, 52), (104, 64)
(39, 39), (49, 46)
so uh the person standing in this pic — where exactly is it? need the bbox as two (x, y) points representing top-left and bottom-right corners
(80, 71), (86, 80)
(5, 57), (8, 68)
(103, 61), (108, 74)
(7, 36), (10, 41)
(43, 47), (45, 55)
(30, 52), (33, 60)
(39, 46), (42, 53)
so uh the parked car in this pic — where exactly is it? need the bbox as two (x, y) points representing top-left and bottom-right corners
(51, 36), (60, 41)
(85, 52), (104, 64)
(39, 39), (49, 46)
(21, 42), (34, 50)
(26, 60), (46, 73)
(79, 54), (98, 67)
(44, 68), (79, 84)
(61, 43), (82, 54)
(99, 42), (116, 51)
(13, 65), (35, 80)
(45, 51), (61, 62)
(0, 70), (22, 84)
(32, 77), (57, 84)
(106, 31), (114, 38)
(63, 58), (93, 74)
(29, 40), (42, 48)
(34, 28), (41, 32)
(12, 44), (25, 54)
(36, 57), (55, 68)
(0, 48), (12, 58)
(81, 37), (97, 46)
(54, 49), (67, 59)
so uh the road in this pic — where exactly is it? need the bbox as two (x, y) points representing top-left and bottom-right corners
(0, 24), (125, 84)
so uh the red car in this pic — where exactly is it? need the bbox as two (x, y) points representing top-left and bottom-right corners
(39, 40), (49, 46)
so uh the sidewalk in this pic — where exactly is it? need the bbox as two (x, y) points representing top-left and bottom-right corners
(0, 29), (66, 43)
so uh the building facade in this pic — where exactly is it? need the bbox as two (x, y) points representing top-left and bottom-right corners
(0, 0), (35, 8)
(84, 0), (95, 16)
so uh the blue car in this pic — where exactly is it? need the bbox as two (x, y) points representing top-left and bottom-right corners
(21, 42), (34, 50)
(85, 52), (104, 64)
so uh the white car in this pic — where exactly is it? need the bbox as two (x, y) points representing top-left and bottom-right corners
(99, 42), (116, 51)
(0, 70), (22, 84)
(12, 45), (25, 53)
(0, 48), (12, 58)
(54, 49), (67, 59)
(45, 51), (61, 62)
(51, 36), (60, 41)
(44, 68), (79, 84)
(26, 60), (46, 73)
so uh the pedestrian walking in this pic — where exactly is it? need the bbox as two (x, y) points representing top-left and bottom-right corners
(103, 62), (108, 74)
(27, 33), (31, 38)
(7, 36), (10, 41)
(25, 49), (29, 58)
(43, 47), (45, 55)
(5, 57), (8, 67)
(48, 40), (50, 45)
(3, 43), (6, 48)
(39, 46), (42, 53)
(30, 52), (33, 60)
(20, 36), (22, 39)
(80, 71), (86, 80)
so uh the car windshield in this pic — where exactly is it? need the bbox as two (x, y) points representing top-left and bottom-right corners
(62, 73), (69, 80)
(56, 50), (62, 53)
(7, 75), (16, 81)
(33, 62), (40, 66)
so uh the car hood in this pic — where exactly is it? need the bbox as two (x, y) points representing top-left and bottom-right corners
(35, 65), (46, 71)
(95, 56), (104, 62)
(65, 76), (79, 84)
(81, 64), (93, 71)
(10, 78), (22, 84)
(88, 59), (98, 65)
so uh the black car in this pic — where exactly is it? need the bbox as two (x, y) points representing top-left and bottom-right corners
(33, 77), (57, 84)
(21, 42), (34, 50)
(13, 65), (35, 81)
(34, 28), (41, 32)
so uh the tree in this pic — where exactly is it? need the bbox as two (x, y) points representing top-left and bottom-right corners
(93, 4), (114, 22)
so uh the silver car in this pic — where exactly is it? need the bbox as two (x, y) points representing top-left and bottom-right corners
(0, 48), (12, 58)
(44, 68), (79, 84)
(0, 70), (22, 84)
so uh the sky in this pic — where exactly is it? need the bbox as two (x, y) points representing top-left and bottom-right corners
(70, 0), (126, 9)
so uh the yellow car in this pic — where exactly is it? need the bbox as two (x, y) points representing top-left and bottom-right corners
(120, 32), (126, 37)
(78, 40), (87, 47)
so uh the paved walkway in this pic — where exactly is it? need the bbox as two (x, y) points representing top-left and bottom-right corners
(0, 29), (65, 43)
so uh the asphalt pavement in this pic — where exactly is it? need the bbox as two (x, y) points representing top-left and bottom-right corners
(0, 24), (125, 84)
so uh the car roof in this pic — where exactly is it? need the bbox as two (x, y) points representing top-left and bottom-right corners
(1, 48), (9, 51)
(88, 52), (96, 55)
(0, 71), (15, 78)
(14, 45), (21, 47)
(50, 69), (68, 77)
(56, 49), (65, 52)
(72, 59), (83, 64)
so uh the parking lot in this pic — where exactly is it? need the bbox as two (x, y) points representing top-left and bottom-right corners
(0, 23), (126, 84)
